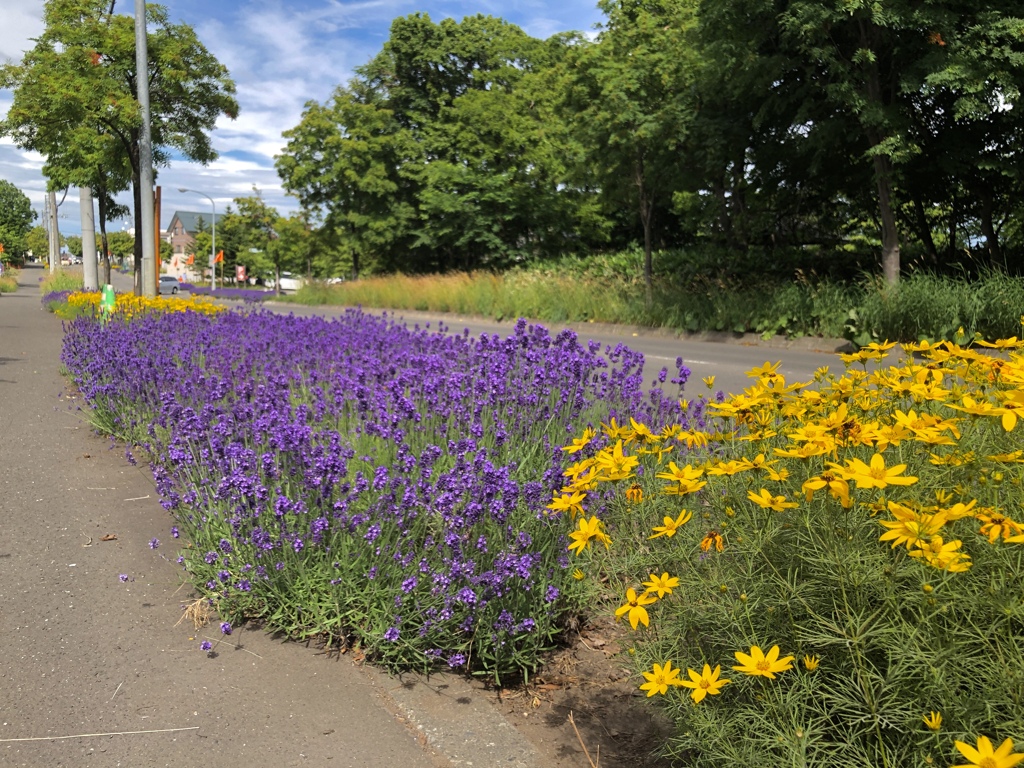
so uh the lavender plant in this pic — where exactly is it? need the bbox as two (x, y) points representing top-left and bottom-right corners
(62, 308), (691, 680)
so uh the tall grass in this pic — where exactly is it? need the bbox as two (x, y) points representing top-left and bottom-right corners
(292, 252), (1024, 345)
(0, 267), (19, 293)
(39, 269), (84, 294)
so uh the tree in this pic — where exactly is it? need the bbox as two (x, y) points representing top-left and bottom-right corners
(564, 0), (701, 301)
(277, 14), (601, 276)
(0, 179), (37, 257)
(697, 0), (1024, 283)
(25, 226), (50, 261)
(66, 235), (84, 258)
(0, 0), (238, 294)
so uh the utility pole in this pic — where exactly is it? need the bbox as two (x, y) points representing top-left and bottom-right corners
(80, 187), (99, 290)
(47, 189), (60, 273)
(135, 0), (157, 297)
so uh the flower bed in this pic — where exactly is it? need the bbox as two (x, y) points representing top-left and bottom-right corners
(61, 308), (695, 681)
(564, 330), (1024, 766)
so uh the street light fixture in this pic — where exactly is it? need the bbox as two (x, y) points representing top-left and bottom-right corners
(178, 187), (216, 290)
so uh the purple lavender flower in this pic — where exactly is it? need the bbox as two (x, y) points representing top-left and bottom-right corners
(383, 627), (400, 642)
(200, 640), (213, 651)
(171, 526), (179, 538)
(118, 573), (128, 583)
(447, 653), (467, 668)
(220, 622), (232, 635)
(149, 538), (160, 550)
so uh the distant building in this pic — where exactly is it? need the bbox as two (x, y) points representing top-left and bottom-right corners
(165, 210), (222, 257)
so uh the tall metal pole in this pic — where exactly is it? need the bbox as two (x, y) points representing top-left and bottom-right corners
(47, 189), (60, 273)
(80, 187), (99, 290)
(135, 0), (157, 297)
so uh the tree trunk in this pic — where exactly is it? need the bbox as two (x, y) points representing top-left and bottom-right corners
(861, 20), (900, 285)
(873, 152), (900, 285)
(96, 181), (112, 286)
(635, 156), (653, 309)
(912, 196), (937, 262)
(948, 195), (958, 259)
(979, 193), (1000, 262)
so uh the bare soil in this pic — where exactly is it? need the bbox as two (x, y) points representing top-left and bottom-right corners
(475, 615), (675, 768)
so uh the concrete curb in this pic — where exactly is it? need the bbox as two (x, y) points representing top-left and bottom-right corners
(358, 665), (544, 768)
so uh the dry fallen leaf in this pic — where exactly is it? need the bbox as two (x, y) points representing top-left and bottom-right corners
(100, 534), (118, 541)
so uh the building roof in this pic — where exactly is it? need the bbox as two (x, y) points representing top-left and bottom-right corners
(167, 210), (223, 234)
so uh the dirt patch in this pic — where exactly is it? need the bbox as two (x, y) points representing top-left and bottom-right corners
(475, 615), (675, 768)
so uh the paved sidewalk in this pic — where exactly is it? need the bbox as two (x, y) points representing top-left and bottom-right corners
(0, 267), (540, 767)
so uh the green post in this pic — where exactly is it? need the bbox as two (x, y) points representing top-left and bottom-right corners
(100, 284), (116, 318)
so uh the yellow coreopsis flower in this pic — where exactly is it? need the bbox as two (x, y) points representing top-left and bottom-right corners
(561, 427), (596, 454)
(976, 511), (1024, 543)
(593, 440), (639, 481)
(878, 502), (948, 549)
(626, 417), (660, 446)
(909, 535), (972, 573)
(642, 572), (680, 598)
(747, 488), (799, 512)
(600, 417), (631, 440)
(546, 490), (586, 518)
(700, 530), (724, 552)
(679, 663), (730, 703)
(625, 483), (644, 503)
(802, 654), (820, 672)
(639, 660), (683, 697)
(802, 472), (851, 508)
(997, 390), (1024, 431)
(702, 375), (716, 389)
(615, 587), (657, 630)
(952, 736), (1024, 768)
(648, 509), (693, 539)
(732, 645), (794, 679)
(567, 516), (611, 556)
(747, 360), (782, 380)
(655, 461), (705, 485)
(922, 711), (942, 731)
(837, 453), (918, 489)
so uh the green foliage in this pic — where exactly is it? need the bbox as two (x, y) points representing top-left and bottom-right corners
(277, 14), (606, 276)
(0, 0), (238, 285)
(40, 270), (84, 295)
(850, 270), (1024, 346)
(564, 0), (700, 291)
(0, 179), (36, 257)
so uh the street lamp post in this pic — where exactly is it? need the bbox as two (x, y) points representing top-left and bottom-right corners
(178, 188), (216, 290)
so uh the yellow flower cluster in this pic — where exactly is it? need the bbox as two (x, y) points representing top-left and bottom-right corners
(558, 329), (1024, 755)
(641, 644), (795, 703)
(67, 290), (225, 319)
(557, 334), (1024, 570)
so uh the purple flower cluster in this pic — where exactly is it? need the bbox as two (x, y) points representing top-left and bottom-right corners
(62, 308), (691, 680)
(182, 284), (273, 303)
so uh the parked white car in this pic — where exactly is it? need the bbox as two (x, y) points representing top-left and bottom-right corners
(276, 272), (305, 292)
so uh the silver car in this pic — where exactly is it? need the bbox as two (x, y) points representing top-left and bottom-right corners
(159, 275), (182, 295)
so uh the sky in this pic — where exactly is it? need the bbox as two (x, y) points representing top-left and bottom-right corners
(0, 0), (604, 236)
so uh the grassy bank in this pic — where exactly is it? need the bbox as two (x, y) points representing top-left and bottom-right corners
(289, 251), (1024, 345)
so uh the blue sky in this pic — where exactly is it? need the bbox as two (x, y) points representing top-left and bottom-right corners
(0, 0), (604, 235)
